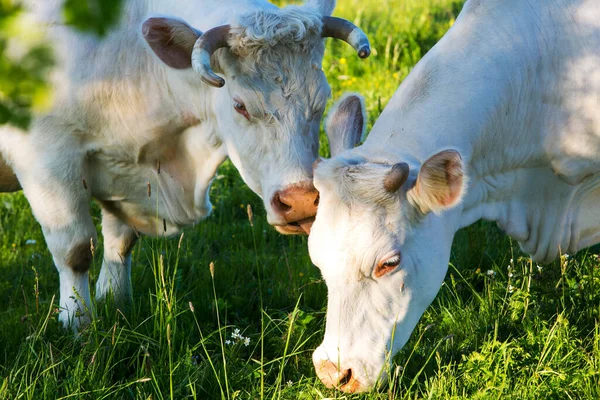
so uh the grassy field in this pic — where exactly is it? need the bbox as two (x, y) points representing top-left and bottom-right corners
(1, 0), (599, 398)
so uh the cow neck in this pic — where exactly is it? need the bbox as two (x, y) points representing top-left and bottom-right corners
(356, 0), (571, 257)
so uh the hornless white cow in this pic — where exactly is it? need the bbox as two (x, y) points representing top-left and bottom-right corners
(309, 0), (599, 392)
(0, 0), (370, 329)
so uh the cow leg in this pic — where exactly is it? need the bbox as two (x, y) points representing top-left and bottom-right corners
(3, 123), (97, 329)
(96, 207), (138, 305)
(22, 177), (96, 329)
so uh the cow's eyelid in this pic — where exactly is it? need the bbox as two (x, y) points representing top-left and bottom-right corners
(383, 255), (401, 267)
(233, 99), (251, 120)
(374, 253), (402, 278)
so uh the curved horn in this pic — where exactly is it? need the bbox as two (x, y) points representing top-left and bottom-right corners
(321, 16), (371, 59)
(384, 162), (410, 193)
(192, 25), (231, 87)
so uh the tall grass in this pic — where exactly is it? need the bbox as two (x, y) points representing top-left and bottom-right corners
(1, 0), (599, 398)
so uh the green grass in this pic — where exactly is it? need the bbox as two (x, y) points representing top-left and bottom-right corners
(1, 0), (599, 398)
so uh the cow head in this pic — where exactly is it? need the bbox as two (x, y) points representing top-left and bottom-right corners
(308, 95), (466, 392)
(142, 1), (370, 234)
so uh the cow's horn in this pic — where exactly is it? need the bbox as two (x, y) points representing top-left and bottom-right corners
(321, 16), (371, 59)
(192, 25), (231, 88)
(384, 162), (409, 193)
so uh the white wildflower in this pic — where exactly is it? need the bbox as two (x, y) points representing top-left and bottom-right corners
(508, 285), (514, 293)
(510, 258), (513, 263)
(486, 270), (495, 277)
(508, 272), (514, 278)
(537, 265), (542, 272)
(225, 340), (231, 345)
(286, 380), (293, 387)
(243, 337), (250, 346)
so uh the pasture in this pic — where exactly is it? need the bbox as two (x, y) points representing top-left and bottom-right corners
(1, 0), (599, 398)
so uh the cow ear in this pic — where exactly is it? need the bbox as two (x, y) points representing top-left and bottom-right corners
(307, 0), (335, 16)
(142, 17), (201, 69)
(325, 93), (366, 157)
(407, 150), (465, 215)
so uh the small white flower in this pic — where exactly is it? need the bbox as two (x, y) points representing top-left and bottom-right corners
(225, 340), (231, 345)
(243, 337), (250, 346)
(508, 272), (514, 278)
(510, 258), (513, 263)
(537, 265), (542, 272)
(286, 380), (293, 387)
(486, 270), (495, 277)
(508, 285), (514, 293)
(507, 265), (511, 270)
(25, 239), (36, 245)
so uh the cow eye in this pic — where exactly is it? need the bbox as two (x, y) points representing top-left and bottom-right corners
(234, 100), (250, 120)
(375, 253), (401, 278)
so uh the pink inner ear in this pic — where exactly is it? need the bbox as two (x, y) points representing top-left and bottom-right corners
(412, 149), (464, 212)
(142, 18), (200, 70)
(439, 153), (464, 206)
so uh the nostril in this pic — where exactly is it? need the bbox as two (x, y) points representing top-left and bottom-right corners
(338, 368), (352, 387)
(272, 192), (292, 214)
(314, 193), (320, 207)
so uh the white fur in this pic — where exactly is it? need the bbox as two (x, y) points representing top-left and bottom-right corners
(309, 0), (600, 392)
(0, 0), (339, 329)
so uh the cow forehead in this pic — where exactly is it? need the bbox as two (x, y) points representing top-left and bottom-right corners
(314, 158), (403, 207)
(312, 160), (416, 274)
(229, 5), (323, 59)
(225, 48), (329, 116)
(312, 193), (403, 272)
(225, 5), (328, 98)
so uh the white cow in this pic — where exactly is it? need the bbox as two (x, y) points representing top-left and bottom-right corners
(0, 0), (370, 328)
(309, 0), (599, 392)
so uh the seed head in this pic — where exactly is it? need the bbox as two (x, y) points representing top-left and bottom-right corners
(247, 204), (254, 227)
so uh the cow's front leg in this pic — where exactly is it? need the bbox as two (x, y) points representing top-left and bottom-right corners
(22, 177), (97, 329)
(96, 206), (138, 306)
(6, 125), (97, 330)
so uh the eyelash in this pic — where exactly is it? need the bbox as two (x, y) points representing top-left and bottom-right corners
(383, 255), (401, 267)
(374, 253), (402, 278)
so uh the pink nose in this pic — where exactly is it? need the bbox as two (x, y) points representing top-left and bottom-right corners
(313, 359), (363, 393)
(271, 182), (319, 235)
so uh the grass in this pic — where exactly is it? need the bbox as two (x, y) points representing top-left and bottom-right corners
(1, 0), (599, 398)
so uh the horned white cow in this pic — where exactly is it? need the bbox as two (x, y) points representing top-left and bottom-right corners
(309, 0), (599, 392)
(0, 0), (370, 329)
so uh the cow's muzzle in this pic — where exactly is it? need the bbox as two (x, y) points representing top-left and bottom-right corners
(314, 359), (365, 393)
(271, 182), (319, 235)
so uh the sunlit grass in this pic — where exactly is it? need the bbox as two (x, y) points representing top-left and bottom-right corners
(1, 0), (599, 399)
